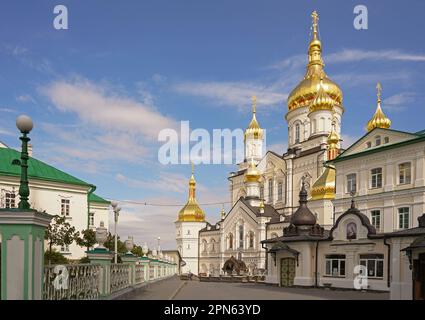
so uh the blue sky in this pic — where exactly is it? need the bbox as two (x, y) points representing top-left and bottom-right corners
(0, 0), (424, 249)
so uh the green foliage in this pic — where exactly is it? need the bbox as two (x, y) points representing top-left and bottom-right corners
(44, 249), (68, 265)
(76, 228), (97, 250)
(44, 215), (79, 264)
(131, 245), (144, 257)
(79, 256), (90, 264)
(104, 232), (127, 254)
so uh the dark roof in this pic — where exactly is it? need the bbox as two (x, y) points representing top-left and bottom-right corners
(199, 221), (220, 233)
(291, 182), (316, 226)
(262, 230), (330, 243)
(401, 236), (425, 250)
(376, 227), (425, 238)
(240, 197), (280, 218)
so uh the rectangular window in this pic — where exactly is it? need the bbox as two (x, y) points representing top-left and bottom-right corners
(360, 254), (384, 278)
(375, 136), (381, 146)
(325, 255), (346, 277)
(278, 182), (283, 201)
(346, 174), (357, 193)
(371, 168), (382, 188)
(399, 162), (411, 184)
(398, 207), (409, 229)
(371, 210), (381, 231)
(61, 199), (70, 216)
(5, 192), (16, 208)
(89, 213), (95, 227)
(60, 244), (70, 252)
(268, 179), (273, 203)
(295, 124), (300, 144)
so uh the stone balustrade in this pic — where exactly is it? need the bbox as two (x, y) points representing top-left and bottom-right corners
(42, 255), (178, 300)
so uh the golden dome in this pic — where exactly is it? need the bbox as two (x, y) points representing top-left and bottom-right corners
(244, 158), (261, 183)
(309, 78), (335, 113)
(287, 11), (343, 113)
(366, 83), (391, 132)
(177, 164), (205, 222)
(311, 166), (336, 200)
(245, 96), (264, 141)
(327, 118), (340, 148)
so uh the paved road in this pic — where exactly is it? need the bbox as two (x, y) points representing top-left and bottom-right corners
(120, 276), (389, 300)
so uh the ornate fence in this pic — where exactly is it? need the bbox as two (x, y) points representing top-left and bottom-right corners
(43, 264), (101, 300)
(110, 264), (130, 293)
(42, 259), (177, 300)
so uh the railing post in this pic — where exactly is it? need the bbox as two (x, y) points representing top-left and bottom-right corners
(121, 253), (138, 285)
(0, 209), (52, 300)
(87, 248), (113, 297)
(140, 257), (150, 282)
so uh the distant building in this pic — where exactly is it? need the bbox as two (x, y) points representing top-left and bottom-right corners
(0, 143), (110, 259)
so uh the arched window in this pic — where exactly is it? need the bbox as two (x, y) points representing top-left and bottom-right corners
(312, 119), (317, 134)
(375, 136), (381, 146)
(320, 117), (325, 132)
(277, 182), (283, 201)
(239, 225), (244, 249)
(228, 233), (233, 249)
(210, 239), (216, 253)
(202, 239), (207, 252)
(249, 231), (254, 248)
(295, 124), (300, 144)
(268, 179), (274, 203)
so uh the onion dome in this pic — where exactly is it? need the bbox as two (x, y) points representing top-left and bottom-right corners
(366, 83), (391, 132)
(220, 205), (226, 220)
(178, 164), (205, 222)
(309, 77), (335, 113)
(244, 158), (261, 183)
(326, 117), (340, 160)
(291, 179), (317, 226)
(245, 96), (264, 141)
(287, 11), (343, 113)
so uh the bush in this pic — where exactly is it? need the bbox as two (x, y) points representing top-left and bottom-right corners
(44, 250), (68, 265)
(79, 256), (90, 264)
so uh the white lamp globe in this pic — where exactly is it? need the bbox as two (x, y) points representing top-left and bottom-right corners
(16, 115), (33, 134)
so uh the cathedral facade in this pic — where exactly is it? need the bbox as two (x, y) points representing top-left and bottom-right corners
(176, 11), (344, 275)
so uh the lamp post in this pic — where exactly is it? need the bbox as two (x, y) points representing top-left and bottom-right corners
(16, 115), (33, 210)
(111, 201), (121, 264)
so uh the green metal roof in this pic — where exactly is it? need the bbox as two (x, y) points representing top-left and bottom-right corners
(331, 129), (425, 164)
(0, 147), (91, 187)
(89, 193), (110, 204)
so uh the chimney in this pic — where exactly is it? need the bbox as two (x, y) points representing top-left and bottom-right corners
(28, 143), (33, 157)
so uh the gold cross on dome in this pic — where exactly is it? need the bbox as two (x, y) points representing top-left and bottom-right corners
(311, 11), (319, 38)
(376, 82), (382, 102)
(252, 95), (257, 114)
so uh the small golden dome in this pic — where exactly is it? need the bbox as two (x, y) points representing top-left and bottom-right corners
(245, 96), (264, 141)
(178, 164), (205, 222)
(287, 11), (343, 113)
(311, 166), (336, 200)
(327, 118), (340, 147)
(309, 78), (335, 113)
(366, 83), (391, 132)
(244, 158), (261, 183)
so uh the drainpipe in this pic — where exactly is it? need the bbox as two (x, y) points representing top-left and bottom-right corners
(384, 237), (391, 288)
(87, 184), (96, 230)
(315, 240), (319, 287)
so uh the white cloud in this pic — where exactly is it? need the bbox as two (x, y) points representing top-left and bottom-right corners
(41, 78), (178, 140)
(172, 81), (287, 110)
(268, 143), (287, 155)
(16, 94), (36, 104)
(383, 93), (415, 111)
(327, 49), (425, 63)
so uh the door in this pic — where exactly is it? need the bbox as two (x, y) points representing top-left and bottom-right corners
(280, 258), (295, 287)
(413, 253), (425, 300)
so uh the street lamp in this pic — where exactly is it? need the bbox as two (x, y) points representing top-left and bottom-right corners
(16, 115), (33, 210)
(111, 201), (121, 263)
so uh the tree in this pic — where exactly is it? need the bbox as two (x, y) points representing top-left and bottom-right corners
(131, 245), (144, 257)
(76, 228), (97, 252)
(44, 249), (68, 265)
(104, 232), (126, 254)
(44, 215), (79, 264)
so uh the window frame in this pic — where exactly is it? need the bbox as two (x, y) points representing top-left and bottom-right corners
(370, 210), (381, 231)
(295, 123), (300, 144)
(60, 198), (70, 216)
(346, 173), (357, 194)
(398, 162), (412, 185)
(359, 254), (384, 279)
(398, 207), (410, 229)
(324, 255), (346, 278)
(370, 168), (383, 189)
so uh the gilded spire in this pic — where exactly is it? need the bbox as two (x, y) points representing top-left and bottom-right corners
(327, 116), (340, 160)
(178, 163), (205, 222)
(366, 83), (391, 132)
(220, 205), (226, 220)
(245, 95), (264, 141)
(287, 11), (343, 113)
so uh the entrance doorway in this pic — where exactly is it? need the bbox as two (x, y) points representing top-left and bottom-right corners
(280, 258), (295, 287)
(413, 253), (425, 300)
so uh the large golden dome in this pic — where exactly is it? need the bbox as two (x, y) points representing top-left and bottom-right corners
(177, 165), (205, 222)
(287, 11), (343, 113)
